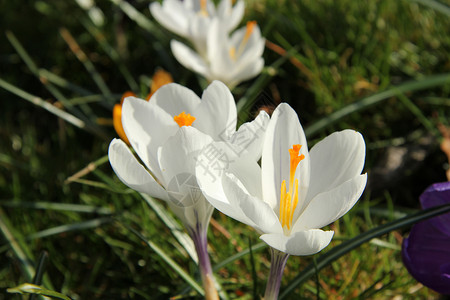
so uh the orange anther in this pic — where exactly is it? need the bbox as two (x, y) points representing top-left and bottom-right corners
(174, 111), (196, 127)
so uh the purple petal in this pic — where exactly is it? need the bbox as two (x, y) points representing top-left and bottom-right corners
(402, 218), (450, 295)
(420, 182), (450, 236)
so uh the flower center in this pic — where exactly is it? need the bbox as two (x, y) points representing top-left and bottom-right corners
(279, 144), (305, 234)
(174, 111), (196, 127)
(229, 21), (257, 61)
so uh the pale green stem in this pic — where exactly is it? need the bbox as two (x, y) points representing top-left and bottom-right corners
(264, 247), (290, 300)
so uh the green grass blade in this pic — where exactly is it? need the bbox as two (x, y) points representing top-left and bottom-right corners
(305, 73), (450, 137)
(140, 194), (198, 263)
(59, 27), (114, 105)
(6, 31), (87, 116)
(1, 201), (113, 215)
(7, 283), (71, 300)
(213, 242), (267, 271)
(109, 0), (164, 39)
(0, 208), (54, 289)
(0, 78), (85, 128)
(0, 78), (109, 139)
(26, 217), (112, 241)
(279, 203), (450, 299)
(410, 0), (450, 17)
(125, 224), (205, 297)
(81, 18), (139, 92)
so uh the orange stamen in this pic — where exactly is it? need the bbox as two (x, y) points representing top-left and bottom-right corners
(279, 144), (305, 232)
(174, 111), (196, 127)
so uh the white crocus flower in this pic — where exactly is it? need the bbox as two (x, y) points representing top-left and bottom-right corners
(171, 19), (265, 89)
(150, 0), (244, 56)
(196, 103), (367, 299)
(108, 80), (268, 300)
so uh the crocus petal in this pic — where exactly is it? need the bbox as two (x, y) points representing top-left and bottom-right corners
(168, 198), (215, 232)
(402, 218), (450, 295)
(194, 81), (237, 141)
(158, 126), (213, 186)
(196, 141), (262, 227)
(207, 19), (233, 81)
(149, 1), (189, 37)
(261, 103), (310, 209)
(150, 82), (201, 118)
(307, 130), (366, 204)
(229, 58), (264, 88)
(170, 40), (210, 76)
(122, 97), (177, 179)
(420, 182), (450, 236)
(222, 173), (281, 234)
(108, 139), (169, 201)
(188, 16), (211, 55)
(293, 174), (367, 231)
(260, 229), (334, 256)
(226, 0), (245, 31)
(228, 110), (269, 161)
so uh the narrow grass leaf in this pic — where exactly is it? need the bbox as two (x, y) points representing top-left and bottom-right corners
(125, 224), (205, 296)
(410, 0), (450, 17)
(141, 193), (198, 263)
(0, 208), (54, 289)
(81, 18), (139, 91)
(26, 217), (112, 241)
(1, 201), (113, 215)
(279, 203), (450, 298)
(7, 283), (71, 300)
(305, 73), (450, 137)
(213, 242), (267, 271)
(59, 27), (114, 105)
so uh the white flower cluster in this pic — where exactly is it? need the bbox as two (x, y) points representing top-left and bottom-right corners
(150, 0), (265, 88)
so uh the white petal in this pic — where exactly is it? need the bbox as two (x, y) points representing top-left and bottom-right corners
(195, 142), (261, 228)
(222, 173), (281, 234)
(122, 97), (176, 179)
(307, 130), (366, 202)
(108, 139), (169, 201)
(158, 126), (213, 185)
(149, 1), (189, 37)
(150, 81), (201, 118)
(195, 81), (237, 140)
(293, 174), (367, 231)
(168, 197), (214, 231)
(227, 0), (245, 31)
(229, 110), (269, 161)
(187, 16), (210, 55)
(170, 40), (209, 76)
(261, 103), (310, 209)
(207, 20), (234, 81)
(260, 229), (334, 256)
(228, 57), (264, 88)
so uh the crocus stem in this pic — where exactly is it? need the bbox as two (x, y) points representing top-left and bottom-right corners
(264, 247), (290, 300)
(191, 226), (219, 300)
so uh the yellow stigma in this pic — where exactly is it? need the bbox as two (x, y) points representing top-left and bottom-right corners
(279, 144), (305, 233)
(199, 0), (208, 16)
(174, 111), (196, 127)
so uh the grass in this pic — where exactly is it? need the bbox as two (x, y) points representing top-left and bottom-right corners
(1, 0), (450, 299)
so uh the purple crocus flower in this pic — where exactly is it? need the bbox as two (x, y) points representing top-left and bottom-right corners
(402, 182), (450, 295)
